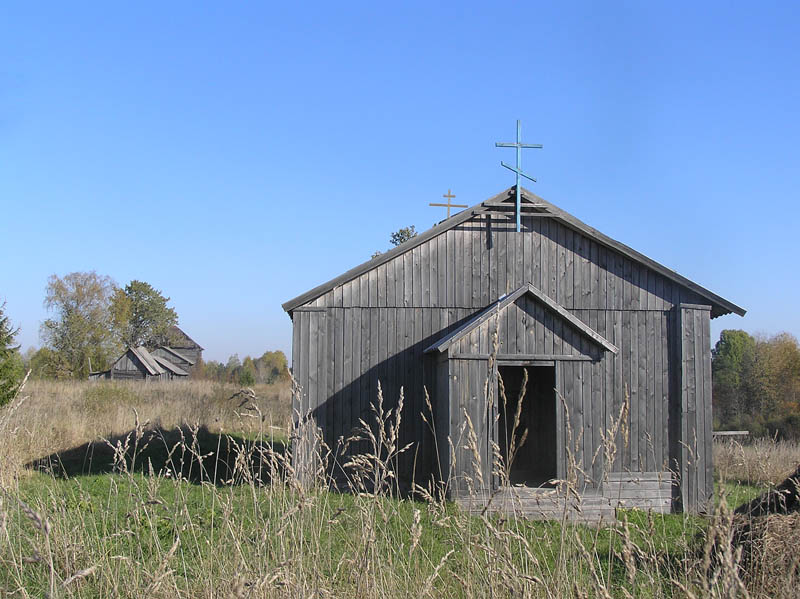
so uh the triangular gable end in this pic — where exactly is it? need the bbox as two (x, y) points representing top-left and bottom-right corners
(283, 186), (745, 319)
(425, 283), (618, 358)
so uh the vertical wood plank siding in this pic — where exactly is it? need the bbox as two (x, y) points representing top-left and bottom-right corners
(290, 213), (716, 511)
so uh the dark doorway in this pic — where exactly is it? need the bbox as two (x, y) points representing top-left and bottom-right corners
(498, 365), (557, 487)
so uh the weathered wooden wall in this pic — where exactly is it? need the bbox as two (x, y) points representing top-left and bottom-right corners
(674, 304), (713, 512)
(289, 212), (713, 509)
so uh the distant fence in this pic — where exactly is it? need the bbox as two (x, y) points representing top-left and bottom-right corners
(712, 430), (750, 440)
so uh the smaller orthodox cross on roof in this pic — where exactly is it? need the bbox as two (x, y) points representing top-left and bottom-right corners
(496, 120), (542, 232)
(429, 189), (468, 218)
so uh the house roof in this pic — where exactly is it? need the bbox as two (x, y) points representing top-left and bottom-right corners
(282, 186), (746, 319)
(158, 346), (195, 366)
(425, 283), (618, 355)
(129, 346), (165, 376)
(168, 325), (204, 350)
(152, 354), (189, 376)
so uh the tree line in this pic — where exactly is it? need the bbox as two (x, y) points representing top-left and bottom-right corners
(0, 271), (288, 404)
(713, 329), (800, 439)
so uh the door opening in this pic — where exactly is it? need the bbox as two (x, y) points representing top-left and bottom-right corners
(498, 365), (557, 487)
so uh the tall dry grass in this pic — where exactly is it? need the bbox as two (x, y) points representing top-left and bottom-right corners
(0, 378), (291, 484)
(714, 436), (800, 487)
(0, 376), (797, 597)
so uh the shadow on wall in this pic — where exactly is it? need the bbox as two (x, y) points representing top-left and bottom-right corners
(27, 425), (288, 486)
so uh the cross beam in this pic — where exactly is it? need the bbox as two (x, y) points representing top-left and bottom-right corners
(496, 120), (542, 232)
(429, 188), (468, 218)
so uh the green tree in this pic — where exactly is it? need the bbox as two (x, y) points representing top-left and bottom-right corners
(254, 350), (288, 383)
(0, 302), (23, 405)
(373, 225), (418, 258)
(40, 272), (119, 379)
(111, 280), (178, 349)
(239, 356), (256, 386)
(390, 225), (417, 247)
(712, 329), (757, 425)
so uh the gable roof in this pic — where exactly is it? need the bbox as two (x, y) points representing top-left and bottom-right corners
(169, 325), (204, 350)
(158, 346), (196, 366)
(152, 354), (189, 376)
(282, 186), (746, 318)
(128, 346), (165, 376)
(425, 283), (618, 355)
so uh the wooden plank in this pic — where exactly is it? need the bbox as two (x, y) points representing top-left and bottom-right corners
(463, 225), (473, 307)
(499, 222), (509, 297)
(590, 241), (599, 309)
(361, 307), (373, 455)
(561, 361), (573, 482)
(575, 360), (586, 489)
(403, 252), (413, 307)
(308, 311), (319, 443)
(412, 245), (422, 307)
(548, 220), (558, 300)
(551, 306), (562, 358)
(438, 231), (447, 308)
(377, 263), (387, 308)
(590, 312), (602, 486)
(638, 264), (648, 310)
(523, 216), (533, 286)
(481, 216), (491, 305)
(556, 222), (566, 304)
(532, 217), (542, 290)
(539, 219), (548, 300)
(621, 311), (631, 471)
(446, 230), (456, 305)
(646, 311), (656, 472)
(324, 308), (334, 450)
(472, 223), (481, 309)
(564, 228), (574, 310)
(678, 306), (689, 510)
(693, 308), (705, 508)
(702, 309), (713, 506)
(638, 310), (647, 471)
(413, 306), (424, 475)
(653, 311), (664, 470)
(622, 258), (632, 311)
(574, 232), (584, 309)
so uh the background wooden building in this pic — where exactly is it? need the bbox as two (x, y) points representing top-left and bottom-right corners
(282, 187), (745, 514)
(151, 345), (196, 374)
(89, 346), (187, 381)
(166, 325), (204, 369)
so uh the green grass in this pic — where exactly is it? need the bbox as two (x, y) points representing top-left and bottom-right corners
(3, 469), (718, 598)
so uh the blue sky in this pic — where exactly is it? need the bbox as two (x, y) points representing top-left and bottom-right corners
(1, 3), (798, 362)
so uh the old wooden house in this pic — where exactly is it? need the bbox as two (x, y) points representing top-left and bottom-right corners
(282, 187), (745, 515)
(89, 346), (188, 381)
(151, 346), (196, 373)
(166, 326), (204, 368)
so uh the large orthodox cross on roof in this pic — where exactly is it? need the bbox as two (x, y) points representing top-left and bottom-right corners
(496, 120), (542, 232)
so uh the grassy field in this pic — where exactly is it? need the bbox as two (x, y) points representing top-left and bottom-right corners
(0, 379), (798, 597)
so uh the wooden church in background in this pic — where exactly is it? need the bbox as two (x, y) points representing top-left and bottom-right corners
(282, 186), (745, 515)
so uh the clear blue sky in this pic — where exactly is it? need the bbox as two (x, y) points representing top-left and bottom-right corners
(1, 3), (798, 362)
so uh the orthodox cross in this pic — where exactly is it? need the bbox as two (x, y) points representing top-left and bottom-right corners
(429, 189), (467, 218)
(496, 120), (542, 232)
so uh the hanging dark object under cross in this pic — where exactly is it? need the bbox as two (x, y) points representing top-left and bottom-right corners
(429, 189), (467, 218)
(496, 120), (542, 232)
